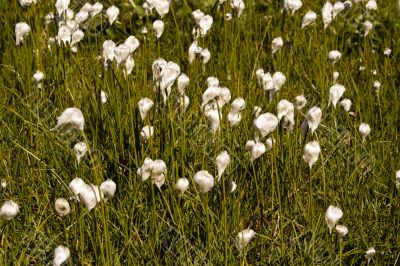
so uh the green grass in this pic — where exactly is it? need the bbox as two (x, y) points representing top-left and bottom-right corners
(0, 0), (399, 265)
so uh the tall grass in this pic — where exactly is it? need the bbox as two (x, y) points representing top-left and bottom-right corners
(0, 0), (399, 264)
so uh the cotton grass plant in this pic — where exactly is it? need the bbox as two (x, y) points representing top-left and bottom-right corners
(0, 0), (399, 264)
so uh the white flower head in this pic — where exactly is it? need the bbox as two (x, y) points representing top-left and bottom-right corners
(177, 74), (190, 95)
(138, 98), (154, 121)
(245, 140), (266, 161)
(303, 141), (321, 169)
(329, 84), (345, 108)
(329, 50), (342, 64)
(55, 198), (71, 217)
(333, 1), (345, 19)
(151, 159), (167, 189)
(100, 90), (107, 103)
(188, 40), (202, 64)
(363, 20), (373, 36)
(216, 151), (230, 181)
(103, 40), (116, 66)
(159, 61), (181, 103)
(205, 106), (221, 134)
(366, 0), (377, 12)
(69, 177), (86, 197)
(306, 106), (322, 134)
(124, 55), (135, 76)
(55, 0), (70, 15)
(200, 48), (211, 64)
(175, 178), (189, 195)
(15, 22), (30, 45)
(57, 25), (71, 46)
(254, 113), (278, 140)
(295, 95), (307, 110)
(1, 179), (6, 189)
(395, 170), (400, 190)
(192, 9), (205, 24)
(365, 247), (376, 260)
(74, 142), (87, 164)
(137, 157), (154, 182)
(75, 10), (89, 24)
(230, 0), (245, 17)
(0, 200), (19, 220)
(33, 71), (44, 88)
(359, 123), (371, 141)
(125, 36), (140, 53)
(198, 15), (213, 37)
(153, 20), (165, 39)
(71, 30), (84, 47)
(335, 225), (348, 237)
(140, 125), (154, 143)
(194, 170), (214, 194)
(78, 184), (102, 211)
(114, 44), (130, 65)
(325, 205), (343, 234)
(384, 48), (391, 56)
(302, 10), (317, 28)
(272, 37), (283, 54)
(100, 179), (116, 201)
(53, 245), (70, 266)
(236, 229), (256, 250)
(106, 6), (119, 25)
(322, 2), (333, 30)
(91, 2), (103, 17)
(283, 0), (303, 15)
(155, 0), (170, 17)
(340, 99), (352, 112)
(51, 108), (84, 134)
(277, 99), (295, 131)
(333, 71), (340, 83)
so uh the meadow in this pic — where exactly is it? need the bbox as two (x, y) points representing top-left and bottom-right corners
(0, 0), (399, 265)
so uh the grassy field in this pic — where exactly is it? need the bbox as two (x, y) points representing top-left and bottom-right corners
(0, 0), (399, 265)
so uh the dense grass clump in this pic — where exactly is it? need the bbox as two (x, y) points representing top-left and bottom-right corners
(0, 0), (399, 265)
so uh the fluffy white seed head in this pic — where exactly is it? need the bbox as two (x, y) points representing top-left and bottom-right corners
(51, 108), (84, 134)
(194, 170), (214, 194)
(0, 200), (19, 220)
(340, 99), (352, 112)
(153, 20), (165, 39)
(15, 22), (31, 45)
(325, 205), (343, 234)
(302, 10), (317, 28)
(138, 98), (154, 121)
(140, 125), (154, 143)
(322, 2), (333, 30)
(303, 141), (321, 169)
(359, 123), (371, 140)
(307, 106), (322, 134)
(53, 245), (70, 266)
(254, 113), (278, 140)
(100, 179), (116, 201)
(365, 247), (376, 260)
(295, 95), (307, 110)
(236, 229), (256, 250)
(329, 50), (342, 64)
(175, 178), (189, 195)
(55, 198), (71, 217)
(271, 37), (283, 54)
(335, 225), (348, 237)
(106, 6), (119, 25)
(329, 84), (346, 108)
(216, 151), (230, 181)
